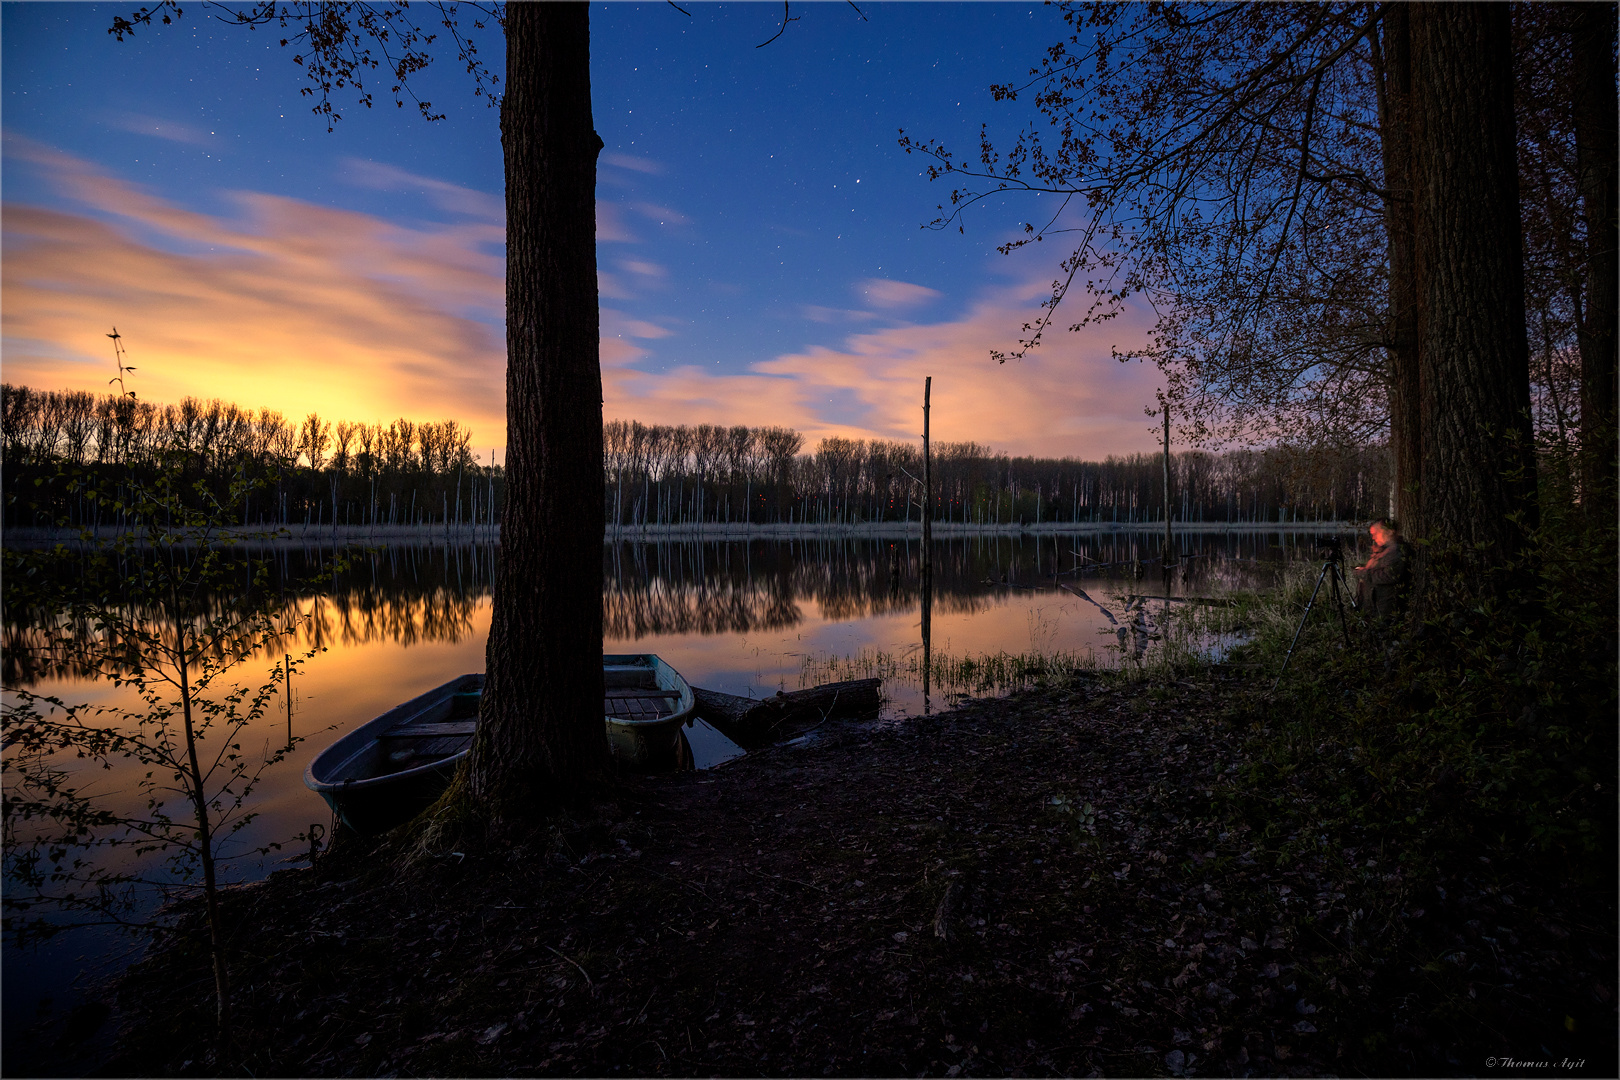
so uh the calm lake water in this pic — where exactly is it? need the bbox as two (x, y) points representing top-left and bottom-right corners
(2, 526), (1362, 1066)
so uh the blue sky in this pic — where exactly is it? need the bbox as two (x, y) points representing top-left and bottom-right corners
(2, 2), (1167, 460)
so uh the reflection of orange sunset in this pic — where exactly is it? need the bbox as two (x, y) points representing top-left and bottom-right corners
(6, 576), (1121, 861)
(5, 142), (1169, 462)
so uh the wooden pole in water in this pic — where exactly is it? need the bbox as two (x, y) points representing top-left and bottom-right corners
(922, 377), (933, 716)
(1161, 395), (1172, 565)
(922, 377), (932, 562)
(284, 653), (293, 748)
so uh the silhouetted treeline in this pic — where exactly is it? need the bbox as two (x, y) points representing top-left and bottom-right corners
(604, 420), (1390, 527)
(2, 384), (501, 531)
(3, 385), (1390, 531)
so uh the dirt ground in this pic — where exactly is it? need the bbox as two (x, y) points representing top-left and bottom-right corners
(92, 670), (1615, 1077)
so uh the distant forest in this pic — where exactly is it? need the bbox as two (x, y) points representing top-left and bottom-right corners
(2, 383), (1391, 530)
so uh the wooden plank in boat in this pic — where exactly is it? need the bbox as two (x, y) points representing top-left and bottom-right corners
(605, 698), (673, 718)
(604, 689), (682, 700)
(380, 721), (478, 739)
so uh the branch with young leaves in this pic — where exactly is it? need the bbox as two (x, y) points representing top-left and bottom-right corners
(109, 0), (503, 131)
(901, 1), (1394, 450)
(2, 462), (333, 947)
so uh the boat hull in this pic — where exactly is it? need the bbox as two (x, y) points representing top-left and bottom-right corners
(306, 655), (697, 834)
(303, 673), (483, 835)
(603, 654), (697, 769)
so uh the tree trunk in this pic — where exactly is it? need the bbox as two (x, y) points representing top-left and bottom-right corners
(692, 679), (882, 749)
(1573, 2), (1618, 522)
(1409, 2), (1538, 567)
(1377, 4), (1423, 534)
(470, 2), (607, 818)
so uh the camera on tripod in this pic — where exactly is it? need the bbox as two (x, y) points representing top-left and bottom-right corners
(1272, 532), (1355, 691)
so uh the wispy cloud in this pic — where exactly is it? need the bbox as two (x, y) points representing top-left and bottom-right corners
(3, 141), (509, 454)
(598, 270), (635, 300)
(630, 201), (689, 227)
(604, 309), (674, 340)
(105, 112), (212, 146)
(602, 152), (664, 175)
(858, 277), (941, 310)
(3, 143), (1162, 463)
(341, 158), (502, 221)
(607, 279), (1166, 458)
(596, 202), (638, 243)
(618, 258), (667, 281)
(800, 305), (877, 325)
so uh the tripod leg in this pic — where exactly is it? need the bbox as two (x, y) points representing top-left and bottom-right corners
(1272, 561), (1331, 692)
(1331, 566), (1352, 648)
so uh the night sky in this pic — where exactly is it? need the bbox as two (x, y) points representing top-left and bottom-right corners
(3, 2), (1168, 461)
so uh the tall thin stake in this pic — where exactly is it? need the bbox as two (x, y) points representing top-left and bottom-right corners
(1162, 396), (1172, 565)
(922, 377), (932, 564)
(284, 653), (293, 748)
(922, 377), (933, 716)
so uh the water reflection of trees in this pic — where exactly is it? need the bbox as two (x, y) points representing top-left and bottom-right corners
(601, 538), (998, 639)
(3, 544), (495, 686)
(4, 532), (1346, 682)
(599, 531), (1332, 639)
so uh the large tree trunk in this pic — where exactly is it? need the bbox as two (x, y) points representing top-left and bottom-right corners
(470, 2), (608, 818)
(1377, 5), (1423, 534)
(1409, 3), (1538, 568)
(1573, 2), (1618, 523)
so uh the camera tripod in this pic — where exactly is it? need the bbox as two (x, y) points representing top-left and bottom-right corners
(1271, 538), (1355, 692)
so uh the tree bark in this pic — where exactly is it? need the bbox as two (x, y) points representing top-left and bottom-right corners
(470, 2), (608, 818)
(1377, 5), (1423, 535)
(1573, 2), (1618, 523)
(1410, 3), (1538, 566)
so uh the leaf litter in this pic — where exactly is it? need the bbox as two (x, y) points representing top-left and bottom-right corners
(94, 668), (1614, 1077)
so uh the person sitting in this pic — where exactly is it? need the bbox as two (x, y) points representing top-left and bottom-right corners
(1353, 520), (1405, 617)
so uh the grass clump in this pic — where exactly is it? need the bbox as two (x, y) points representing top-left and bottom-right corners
(803, 644), (1100, 699)
(1224, 511), (1614, 871)
(1203, 501), (1615, 1073)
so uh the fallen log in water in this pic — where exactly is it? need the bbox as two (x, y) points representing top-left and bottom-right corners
(1123, 594), (1235, 606)
(692, 679), (883, 749)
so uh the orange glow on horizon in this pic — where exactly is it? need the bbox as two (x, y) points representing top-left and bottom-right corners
(5, 142), (1170, 463)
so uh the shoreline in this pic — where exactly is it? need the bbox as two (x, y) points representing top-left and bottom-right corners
(2, 519), (1361, 549)
(87, 671), (1613, 1079)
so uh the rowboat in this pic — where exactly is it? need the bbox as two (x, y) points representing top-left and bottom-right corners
(305, 655), (696, 834)
(603, 653), (698, 768)
(303, 672), (484, 835)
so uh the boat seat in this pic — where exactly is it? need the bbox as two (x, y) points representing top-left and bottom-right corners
(379, 721), (478, 739)
(604, 689), (682, 700)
